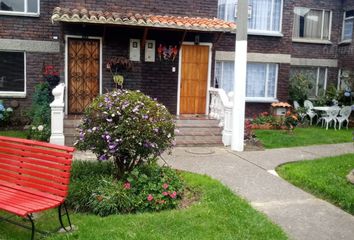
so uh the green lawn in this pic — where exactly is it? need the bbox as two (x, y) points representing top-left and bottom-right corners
(0, 173), (288, 240)
(277, 154), (354, 215)
(0, 130), (28, 139)
(255, 127), (354, 149)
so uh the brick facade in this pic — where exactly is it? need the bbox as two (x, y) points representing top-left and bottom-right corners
(1, 0), (353, 118)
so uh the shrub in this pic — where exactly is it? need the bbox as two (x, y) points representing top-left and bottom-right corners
(75, 90), (175, 179)
(67, 161), (185, 216)
(289, 73), (313, 105)
(251, 112), (280, 127)
(27, 82), (52, 126)
(283, 111), (299, 130)
(28, 124), (51, 142)
(0, 101), (13, 128)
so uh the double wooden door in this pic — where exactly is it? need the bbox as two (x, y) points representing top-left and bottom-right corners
(180, 45), (209, 114)
(68, 38), (100, 114)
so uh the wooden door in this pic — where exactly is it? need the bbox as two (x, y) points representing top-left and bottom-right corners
(180, 45), (209, 114)
(68, 38), (100, 114)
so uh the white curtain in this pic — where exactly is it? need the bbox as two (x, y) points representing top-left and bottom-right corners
(215, 61), (234, 93)
(246, 63), (267, 97)
(248, 0), (281, 32)
(304, 10), (322, 39)
(343, 18), (353, 41)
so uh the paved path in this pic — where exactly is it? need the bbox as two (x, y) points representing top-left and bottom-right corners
(160, 143), (354, 240)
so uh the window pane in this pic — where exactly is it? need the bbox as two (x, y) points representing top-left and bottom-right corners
(249, 0), (272, 31)
(246, 63), (266, 97)
(346, 10), (354, 18)
(217, 0), (226, 19)
(290, 67), (318, 98)
(272, 0), (282, 31)
(322, 11), (330, 40)
(215, 61), (234, 93)
(0, 52), (25, 92)
(226, 0), (235, 21)
(28, 0), (38, 13)
(304, 9), (322, 39)
(267, 64), (277, 98)
(318, 68), (326, 95)
(0, 0), (24, 12)
(343, 19), (353, 41)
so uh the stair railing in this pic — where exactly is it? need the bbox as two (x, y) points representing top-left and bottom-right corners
(50, 83), (65, 145)
(209, 87), (233, 146)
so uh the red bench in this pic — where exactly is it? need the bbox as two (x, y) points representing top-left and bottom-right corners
(0, 136), (75, 239)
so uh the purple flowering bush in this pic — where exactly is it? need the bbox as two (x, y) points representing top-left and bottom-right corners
(75, 90), (175, 179)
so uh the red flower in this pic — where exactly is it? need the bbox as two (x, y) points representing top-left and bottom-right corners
(147, 194), (154, 202)
(162, 183), (169, 189)
(169, 191), (177, 199)
(123, 182), (131, 190)
(162, 191), (168, 196)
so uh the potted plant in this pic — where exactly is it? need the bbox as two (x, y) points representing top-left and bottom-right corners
(106, 57), (133, 89)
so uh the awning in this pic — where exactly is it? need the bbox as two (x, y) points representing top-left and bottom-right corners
(51, 7), (236, 33)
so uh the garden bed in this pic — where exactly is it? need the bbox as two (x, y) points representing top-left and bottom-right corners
(0, 171), (288, 240)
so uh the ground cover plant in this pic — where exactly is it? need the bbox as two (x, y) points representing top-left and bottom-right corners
(0, 172), (288, 240)
(67, 161), (184, 216)
(277, 154), (354, 215)
(255, 126), (353, 149)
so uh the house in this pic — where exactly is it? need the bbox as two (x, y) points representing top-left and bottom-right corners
(0, 1), (353, 128)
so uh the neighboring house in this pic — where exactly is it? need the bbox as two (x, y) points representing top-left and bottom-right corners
(0, 0), (353, 118)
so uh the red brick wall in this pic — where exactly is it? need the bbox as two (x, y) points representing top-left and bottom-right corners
(58, 0), (218, 18)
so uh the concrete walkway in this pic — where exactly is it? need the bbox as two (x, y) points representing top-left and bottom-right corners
(160, 143), (354, 240)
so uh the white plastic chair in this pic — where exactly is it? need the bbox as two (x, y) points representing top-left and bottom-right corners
(336, 106), (352, 130)
(304, 100), (317, 125)
(322, 107), (340, 130)
(293, 100), (306, 122)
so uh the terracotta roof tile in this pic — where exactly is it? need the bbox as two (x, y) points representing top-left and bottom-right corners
(51, 7), (236, 32)
(271, 102), (292, 108)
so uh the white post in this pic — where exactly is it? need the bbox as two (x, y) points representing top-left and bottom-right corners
(50, 83), (65, 145)
(231, 0), (248, 151)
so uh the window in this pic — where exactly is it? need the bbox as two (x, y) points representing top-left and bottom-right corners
(293, 8), (331, 41)
(215, 61), (278, 100)
(290, 67), (327, 98)
(217, 0), (282, 34)
(0, 0), (39, 16)
(0, 51), (26, 96)
(342, 10), (354, 42)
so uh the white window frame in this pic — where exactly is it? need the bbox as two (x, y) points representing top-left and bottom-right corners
(0, 51), (26, 98)
(215, 60), (279, 102)
(0, 0), (40, 17)
(292, 8), (332, 43)
(341, 10), (354, 43)
(218, 0), (283, 36)
(246, 63), (278, 102)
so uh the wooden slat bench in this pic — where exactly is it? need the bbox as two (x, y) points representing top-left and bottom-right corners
(0, 136), (75, 240)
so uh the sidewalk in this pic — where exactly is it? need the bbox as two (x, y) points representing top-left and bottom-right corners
(161, 143), (354, 240)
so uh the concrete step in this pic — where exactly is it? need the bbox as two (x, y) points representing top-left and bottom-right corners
(175, 135), (222, 142)
(175, 127), (222, 136)
(64, 119), (82, 128)
(64, 127), (79, 135)
(65, 135), (76, 147)
(175, 138), (223, 147)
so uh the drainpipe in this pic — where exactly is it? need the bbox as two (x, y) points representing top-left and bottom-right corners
(231, 0), (248, 152)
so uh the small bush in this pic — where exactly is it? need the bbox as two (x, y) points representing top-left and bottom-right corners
(0, 101), (13, 128)
(28, 124), (51, 142)
(289, 73), (312, 105)
(75, 90), (175, 179)
(67, 161), (185, 216)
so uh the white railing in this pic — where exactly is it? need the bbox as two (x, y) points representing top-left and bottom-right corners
(50, 83), (65, 145)
(209, 87), (233, 146)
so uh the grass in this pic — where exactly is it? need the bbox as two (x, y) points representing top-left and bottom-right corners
(255, 126), (354, 149)
(0, 172), (288, 240)
(277, 154), (354, 215)
(0, 130), (28, 139)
